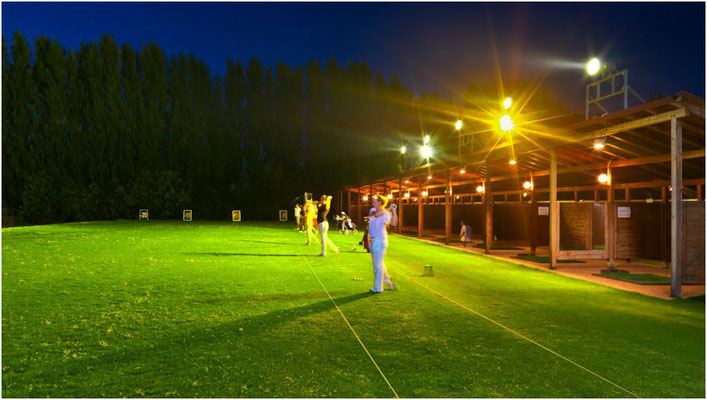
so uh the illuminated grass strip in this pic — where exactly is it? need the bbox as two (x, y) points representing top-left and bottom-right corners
(399, 273), (641, 398)
(296, 244), (400, 398)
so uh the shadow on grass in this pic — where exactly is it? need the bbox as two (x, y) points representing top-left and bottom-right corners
(183, 252), (318, 257)
(68, 291), (374, 377)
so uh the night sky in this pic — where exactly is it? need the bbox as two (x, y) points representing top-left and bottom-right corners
(3, 2), (705, 110)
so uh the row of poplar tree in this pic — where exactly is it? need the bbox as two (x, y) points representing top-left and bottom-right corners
(3, 32), (462, 224)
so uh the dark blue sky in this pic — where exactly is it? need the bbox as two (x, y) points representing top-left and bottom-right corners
(3, 2), (705, 110)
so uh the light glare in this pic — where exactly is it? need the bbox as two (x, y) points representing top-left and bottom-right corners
(598, 173), (609, 184)
(587, 58), (601, 76)
(509, 160), (517, 165)
(400, 145), (407, 154)
(420, 144), (433, 159)
(503, 97), (512, 110)
(476, 185), (485, 193)
(500, 115), (514, 132)
(455, 120), (462, 130)
(523, 181), (532, 189)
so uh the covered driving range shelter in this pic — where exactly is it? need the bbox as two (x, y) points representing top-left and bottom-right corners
(336, 92), (705, 298)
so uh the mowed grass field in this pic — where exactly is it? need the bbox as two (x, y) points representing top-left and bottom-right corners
(2, 221), (704, 398)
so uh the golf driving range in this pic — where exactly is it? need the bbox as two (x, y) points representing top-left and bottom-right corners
(2, 221), (704, 397)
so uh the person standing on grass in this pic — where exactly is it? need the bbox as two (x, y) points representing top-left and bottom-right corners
(294, 203), (302, 231)
(460, 220), (472, 247)
(368, 194), (398, 293)
(304, 198), (319, 245)
(317, 195), (339, 256)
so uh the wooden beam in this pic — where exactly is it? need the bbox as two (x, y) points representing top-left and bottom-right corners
(549, 148), (559, 269)
(670, 118), (683, 298)
(398, 178), (403, 234)
(485, 166), (493, 254)
(445, 169), (452, 245)
(660, 186), (668, 268)
(606, 164), (616, 270)
(418, 180), (423, 239)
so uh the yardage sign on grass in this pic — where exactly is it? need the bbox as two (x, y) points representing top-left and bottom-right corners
(279, 210), (288, 221)
(183, 209), (192, 221)
(139, 209), (149, 220)
(232, 210), (241, 222)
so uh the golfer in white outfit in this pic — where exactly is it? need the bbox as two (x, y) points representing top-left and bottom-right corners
(368, 195), (398, 293)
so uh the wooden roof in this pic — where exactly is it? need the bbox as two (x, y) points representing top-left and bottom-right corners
(345, 92), (705, 196)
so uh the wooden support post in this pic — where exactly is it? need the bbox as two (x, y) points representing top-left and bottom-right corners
(660, 186), (668, 268)
(445, 169), (452, 245)
(698, 184), (703, 201)
(357, 186), (362, 225)
(418, 180), (424, 238)
(574, 190), (578, 202)
(606, 164), (616, 270)
(530, 177), (538, 256)
(398, 178), (403, 234)
(594, 189), (598, 202)
(670, 118), (683, 298)
(625, 188), (630, 202)
(347, 189), (351, 219)
(549, 148), (559, 269)
(485, 167), (493, 255)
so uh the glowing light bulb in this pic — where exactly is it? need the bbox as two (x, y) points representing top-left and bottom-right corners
(363, 195), (369, 201)
(500, 115), (514, 132)
(404, 192), (410, 198)
(503, 97), (512, 110)
(509, 160), (517, 165)
(460, 169), (466, 174)
(423, 135), (430, 144)
(421, 190), (428, 197)
(587, 57), (601, 76)
(420, 145), (433, 159)
(598, 173), (609, 184)
(476, 185), (485, 193)
(455, 120), (462, 130)
(523, 181), (532, 190)
(593, 137), (605, 150)
(400, 145), (407, 154)
(387, 194), (393, 199)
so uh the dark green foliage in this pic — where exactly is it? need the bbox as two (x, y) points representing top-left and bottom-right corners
(1, 31), (528, 224)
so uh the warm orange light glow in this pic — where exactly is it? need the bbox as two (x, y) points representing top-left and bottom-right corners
(476, 185), (485, 193)
(455, 120), (462, 130)
(523, 181), (532, 189)
(363, 195), (369, 201)
(404, 192), (410, 198)
(400, 145), (407, 154)
(421, 190), (428, 197)
(387, 194), (393, 199)
(460, 168), (466, 174)
(598, 173), (609, 184)
(509, 160), (517, 165)
(427, 175), (432, 180)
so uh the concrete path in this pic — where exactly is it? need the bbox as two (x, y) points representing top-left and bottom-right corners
(397, 234), (705, 300)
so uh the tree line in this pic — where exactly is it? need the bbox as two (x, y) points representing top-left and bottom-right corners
(3, 31), (466, 224)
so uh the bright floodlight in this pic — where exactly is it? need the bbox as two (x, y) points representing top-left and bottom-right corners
(400, 145), (407, 154)
(423, 134), (430, 144)
(421, 190), (428, 197)
(503, 97), (512, 110)
(476, 185), (485, 193)
(593, 137), (606, 150)
(587, 58), (601, 76)
(387, 194), (393, 199)
(500, 115), (514, 132)
(420, 144), (433, 159)
(404, 192), (410, 198)
(598, 173), (609, 184)
(460, 168), (466, 174)
(509, 159), (517, 165)
(523, 181), (532, 189)
(455, 120), (463, 130)
(427, 175), (432, 180)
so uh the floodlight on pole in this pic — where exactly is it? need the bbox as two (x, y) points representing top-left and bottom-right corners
(400, 145), (407, 154)
(420, 144), (433, 159)
(500, 115), (514, 132)
(455, 120), (463, 131)
(503, 97), (512, 110)
(423, 134), (430, 144)
(587, 57), (601, 76)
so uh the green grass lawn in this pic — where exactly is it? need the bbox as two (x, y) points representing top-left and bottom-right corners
(2, 221), (704, 397)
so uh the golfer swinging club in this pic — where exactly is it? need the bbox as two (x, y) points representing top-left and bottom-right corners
(368, 194), (398, 293)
